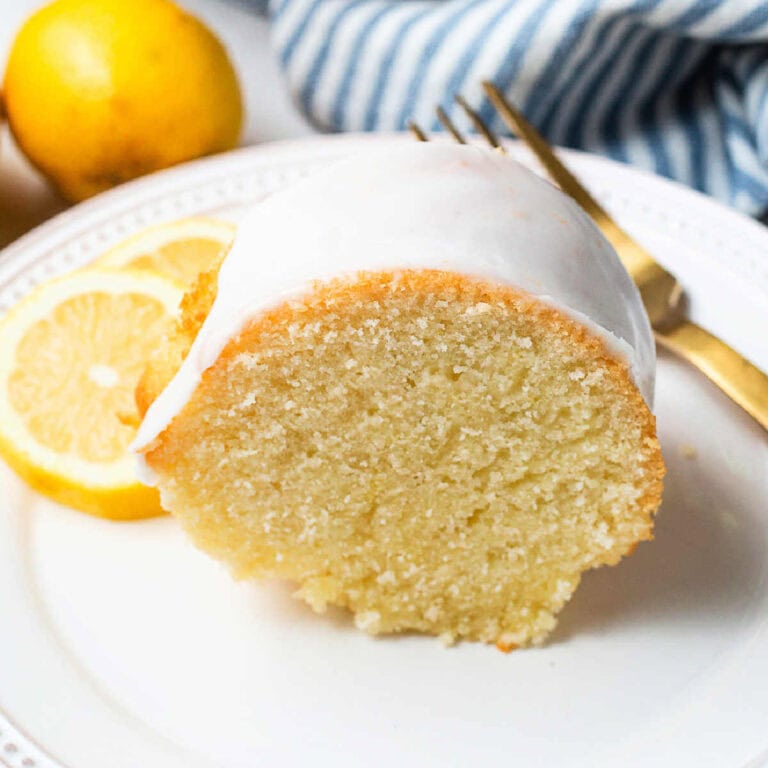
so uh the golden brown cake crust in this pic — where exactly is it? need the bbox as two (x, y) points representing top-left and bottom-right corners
(135, 266), (219, 418)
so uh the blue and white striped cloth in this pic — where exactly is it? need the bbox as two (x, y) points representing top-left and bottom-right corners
(257, 0), (768, 217)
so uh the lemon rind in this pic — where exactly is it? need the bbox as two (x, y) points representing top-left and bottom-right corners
(91, 217), (236, 271)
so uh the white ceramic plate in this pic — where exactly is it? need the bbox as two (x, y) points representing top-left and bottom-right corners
(0, 135), (767, 768)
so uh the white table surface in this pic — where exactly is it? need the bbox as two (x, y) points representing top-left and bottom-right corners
(0, 0), (314, 249)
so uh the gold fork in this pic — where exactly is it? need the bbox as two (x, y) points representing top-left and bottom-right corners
(408, 85), (768, 433)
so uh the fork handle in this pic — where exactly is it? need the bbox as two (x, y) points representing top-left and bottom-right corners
(655, 320), (768, 432)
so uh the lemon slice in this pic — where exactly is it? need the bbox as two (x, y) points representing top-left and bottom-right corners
(0, 269), (182, 520)
(92, 217), (235, 286)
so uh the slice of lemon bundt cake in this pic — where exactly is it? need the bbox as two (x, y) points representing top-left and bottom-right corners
(133, 144), (664, 649)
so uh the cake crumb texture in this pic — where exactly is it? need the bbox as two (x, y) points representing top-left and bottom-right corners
(144, 270), (664, 647)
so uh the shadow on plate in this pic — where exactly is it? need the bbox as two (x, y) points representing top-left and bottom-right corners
(552, 427), (768, 643)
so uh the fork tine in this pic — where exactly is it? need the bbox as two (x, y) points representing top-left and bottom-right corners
(454, 95), (505, 152)
(436, 106), (467, 144)
(407, 121), (429, 142)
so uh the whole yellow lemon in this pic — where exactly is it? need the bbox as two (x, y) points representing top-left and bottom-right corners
(3, 0), (243, 201)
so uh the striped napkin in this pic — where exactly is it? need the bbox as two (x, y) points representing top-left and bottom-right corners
(258, 0), (768, 217)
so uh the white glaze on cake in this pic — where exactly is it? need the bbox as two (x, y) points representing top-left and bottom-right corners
(133, 144), (655, 477)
